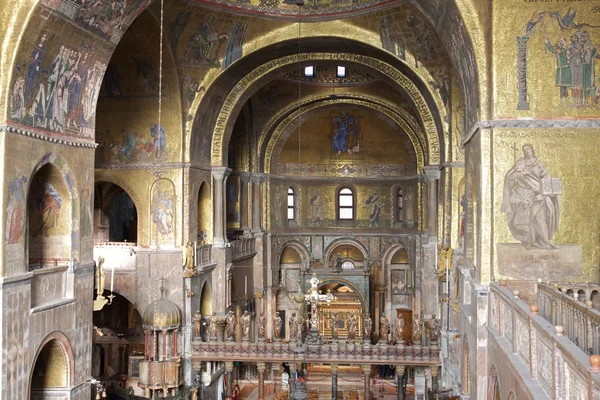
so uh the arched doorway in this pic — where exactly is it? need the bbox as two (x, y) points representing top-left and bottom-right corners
(30, 336), (72, 399)
(197, 182), (211, 243)
(28, 163), (71, 270)
(92, 291), (144, 396)
(318, 282), (363, 340)
(94, 182), (137, 243)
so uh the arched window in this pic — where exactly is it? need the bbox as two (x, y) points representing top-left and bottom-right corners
(397, 188), (403, 223)
(287, 188), (295, 221)
(338, 188), (354, 221)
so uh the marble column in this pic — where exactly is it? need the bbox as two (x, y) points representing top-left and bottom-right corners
(212, 167), (231, 248)
(250, 175), (263, 232)
(257, 362), (266, 400)
(240, 173), (250, 233)
(331, 364), (339, 400)
(362, 364), (371, 400)
(431, 366), (439, 393)
(396, 366), (405, 400)
(225, 361), (234, 400)
(289, 363), (297, 396)
(423, 166), (440, 239)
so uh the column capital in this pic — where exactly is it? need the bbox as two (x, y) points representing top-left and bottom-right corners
(361, 364), (371, 375)
(254, 290), (264, 299)
(430, 366), (439, 377)
(330, 364), (339, 374)
(396, 365), (405, 376)
(257, 362), (267, 373)
(423, 165), (441, 180)
(211, 166), (232, 180)
(225, 361), (234, 372)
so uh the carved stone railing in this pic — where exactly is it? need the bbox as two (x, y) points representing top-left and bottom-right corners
(537, 283), (600, 356)
(31, 265), (68, 308)
(191, 339), (440, 366)
(231, 237), (256, 261)
(196, 244), (215, 269)
(490, 282), (600, 398)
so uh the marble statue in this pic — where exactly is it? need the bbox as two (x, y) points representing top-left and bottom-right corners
(363, 314), (372, 339)
(395, 315), (405, 342)
(412, 314), (422, 343)
(425, 314), (439, 342)
(289, 312), (299, 341)
(257, 312), (266, 340)
(380, 314), (390, 342)
(273, 311), (282, 339)
(241, 310), (252, 340)
(209, 312), (219, 340)
(226, 310), (236, 340)
(501, 143), (560, 250)
(193, 311), (202, 338)
(347, 312), (357, 340)
(183, 241), (196, 277)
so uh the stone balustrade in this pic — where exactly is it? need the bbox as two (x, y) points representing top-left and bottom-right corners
(490, 282), (600, 398)
(191, 339), (440, 366)
(195, 243), (215, 268)
(537, 283), (600, 355)
(231, 237), (256, 261)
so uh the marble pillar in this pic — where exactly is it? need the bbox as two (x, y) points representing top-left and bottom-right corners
(431, 366), (439, 393)
(423, 166), (440, 239)
(396, 366), (405, 400)
(289, 363), (297, 396)
(240, 173), (250, 233)
(225, 361), (234, 400)
(331, 364), (339, 400)
(211, 167), (231, 248)
(257, 362), (266, 400)
(362, 364), (371, 400)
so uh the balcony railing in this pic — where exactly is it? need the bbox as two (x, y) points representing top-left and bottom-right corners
(537, 283), (600, 356)
(231, 237), (256, 261)
(196, 244), (215, 268)
(192, 339), (440, 366)
(490, 282), (600, 399)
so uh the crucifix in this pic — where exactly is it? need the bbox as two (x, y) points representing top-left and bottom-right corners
(305, 273), (335, 339)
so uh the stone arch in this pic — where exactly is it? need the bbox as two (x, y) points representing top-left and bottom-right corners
(261, 95), (426, 173)
(27, 154), (78, 270)
(200, 281), (212, 316)
(318, 276), (367, 312)
(324, 238), (368, 268)
(94, 181), (138, 243)
(507, 391), (516, 400)
(29, 331), (75, 395)
(201, 48), (445, 167)
(278, 240), (311, 271)
(197, 181), (212, 243)
(488, 364), (499, 400)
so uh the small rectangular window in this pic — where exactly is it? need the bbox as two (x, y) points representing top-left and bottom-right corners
(336, 66), (346, 78)
(304, 66), (314, 77)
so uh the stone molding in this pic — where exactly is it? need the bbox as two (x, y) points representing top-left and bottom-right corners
(463, 119), (600, 146)
(1, 124), (98, 148)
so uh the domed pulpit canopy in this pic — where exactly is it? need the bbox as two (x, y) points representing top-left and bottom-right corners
(142, 281), (181, 331)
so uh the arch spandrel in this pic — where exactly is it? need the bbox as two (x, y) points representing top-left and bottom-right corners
(256, 94), (425, 163)
(208, 52), (442, 167)
(262, 97), (426, 174)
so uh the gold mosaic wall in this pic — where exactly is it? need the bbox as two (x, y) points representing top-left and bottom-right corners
(269, 180), (419, 231)
(493, 1), (600, 118)
(492, 128), (600, 282)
